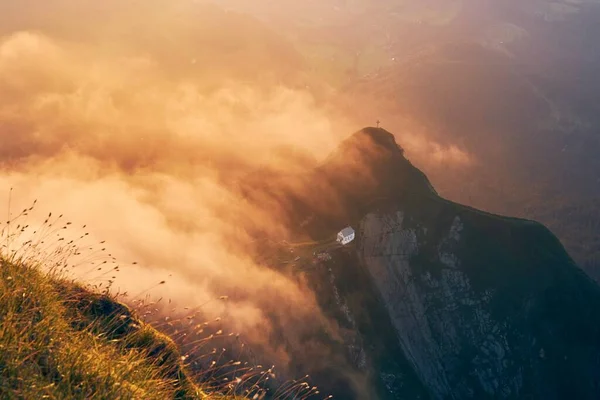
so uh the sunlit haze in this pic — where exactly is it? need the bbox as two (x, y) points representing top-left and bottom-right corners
(3, 1), (600, 398)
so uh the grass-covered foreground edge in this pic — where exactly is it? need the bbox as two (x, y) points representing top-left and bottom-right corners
(0, 255), (241, 400)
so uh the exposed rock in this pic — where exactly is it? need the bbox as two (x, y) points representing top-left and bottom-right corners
(246, 127), (600, 399)
(341, 128), (600, 399)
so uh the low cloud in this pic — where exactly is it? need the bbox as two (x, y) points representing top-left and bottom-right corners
(0, 2), (475, 395)
(0, 20), (356, 383)
(398, 130), (474, 166)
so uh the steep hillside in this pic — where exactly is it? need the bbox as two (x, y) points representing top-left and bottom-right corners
(334, 129), (600, 399)
(243, 127), (600, 399)
(0, 256), (228, 400)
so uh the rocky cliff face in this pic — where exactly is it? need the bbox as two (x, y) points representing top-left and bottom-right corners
(243, 127), (600, 399)
(350, 129), (600, 399)
(358, 206), (600, 399)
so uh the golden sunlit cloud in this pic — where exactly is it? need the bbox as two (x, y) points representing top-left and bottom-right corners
(0, 23), (357, 375)
(0, 2), (473, 394)
(398, 130), (474, 167)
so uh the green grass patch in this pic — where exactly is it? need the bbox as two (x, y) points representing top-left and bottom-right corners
(0, 257), (224, 400)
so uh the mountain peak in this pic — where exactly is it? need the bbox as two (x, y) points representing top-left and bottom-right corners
(320, 127), (433, 203)
(355, 127), (401, 150)
(337, 127), (404, 156)
(298, 129), (600, 400)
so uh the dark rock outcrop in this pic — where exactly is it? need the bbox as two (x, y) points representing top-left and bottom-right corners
(241, 127), (600, 399)
(296, 128), (600, 399)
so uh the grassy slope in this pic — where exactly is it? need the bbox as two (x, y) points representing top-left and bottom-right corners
(0, 257), (234, 400)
